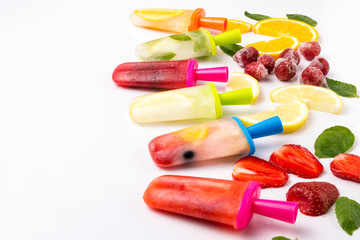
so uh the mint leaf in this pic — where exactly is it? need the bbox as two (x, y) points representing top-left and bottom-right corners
(219, 44), (244, 57)
(326, 77), (359, 98)
(335, 197), (360, 235)
(170, 33), (191, 41)
(149, 52), (176, 61)
(286, 14), (317, 26)
(244, 11), (271, 21)
(272, 237), (291, 240)
(314, 126), (355, 158)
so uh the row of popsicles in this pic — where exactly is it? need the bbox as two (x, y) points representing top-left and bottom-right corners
(120, 8), (299, 230)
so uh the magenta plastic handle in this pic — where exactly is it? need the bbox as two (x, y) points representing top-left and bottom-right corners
(186, 59), (228, 87)
(252, 199), (298, 224)
(194, 67), (228, 82)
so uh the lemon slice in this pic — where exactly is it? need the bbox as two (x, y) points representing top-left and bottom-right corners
(226, 19), (253, 33)
(134, 9), (185, 21)
(270, 85), (343, 114)
(253, 18), (318, 42)
(225, 72), (260, 101)
(240, 100), (309, 134)
(178, 126), (209, 142)
(246, 36), (299, 59)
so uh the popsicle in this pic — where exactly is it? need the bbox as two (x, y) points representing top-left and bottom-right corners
(129, 83), (253, 123)
(112, 59), (228, 89)
(143, 175), (298, 229)
(130, 8), (227, 33)
(149, 116), (283, 167)
(135, 28), (241, 61)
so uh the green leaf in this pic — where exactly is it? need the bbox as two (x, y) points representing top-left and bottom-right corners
(219, 44), (244, 57)
(286, 14), (317, 26)
(244, 11), (271, 21)
(170, 33), (191, 41)
(272, 237), (291, 240)
(326, 77), (359, 98)
(149, 52), (176, 61)
(314, 126), (355, 158)
(335, 197), (360, 236)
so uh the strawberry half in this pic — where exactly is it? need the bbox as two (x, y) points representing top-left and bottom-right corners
(286, 181), (339, 216)
(330, 153), (360, 183)
(232, 156), (289, 188)
(270, 144), (323, 178)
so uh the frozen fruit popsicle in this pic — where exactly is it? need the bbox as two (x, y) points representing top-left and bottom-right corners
(112, 59), (228, 89)
(129, 83), (253, 123)
(136, 28), (241, 61)
(149, 116), (283, 167)
(130, 8), (227, 33)
(143, 175), (298, 229)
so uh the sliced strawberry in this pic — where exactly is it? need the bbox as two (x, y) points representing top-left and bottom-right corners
(330, 153), (360, 183)
(286, 181), (339, 216)
(232, 156), (289, 188)
(270, 144), (323, 178)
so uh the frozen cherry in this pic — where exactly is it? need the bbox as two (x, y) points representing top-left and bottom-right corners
(233, 46), (259, 67)
(274, 58), (297, 81)
(279, 48), (300, 65)
(257, 54), (275, 73)
(309, 57), (330, 76)
(244, 62), (268, 80)
(299, 42), (321, 61)
(300, 67), (325, 86)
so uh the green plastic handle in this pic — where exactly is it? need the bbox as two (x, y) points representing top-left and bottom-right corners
(219, 88), (253, 105)
(212, 28), (242, 46)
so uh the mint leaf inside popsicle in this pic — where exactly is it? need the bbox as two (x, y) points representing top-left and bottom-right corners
(170, 33), (192, 41)
(148, 52), (176, 61)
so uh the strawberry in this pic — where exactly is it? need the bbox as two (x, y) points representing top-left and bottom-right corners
(330, 153), (360, 183)
(270, 144), (323, 178)
(286, 181), (339, 216)
(232, 156), (289, 188)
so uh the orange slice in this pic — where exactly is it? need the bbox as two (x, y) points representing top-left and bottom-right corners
(246, 36), (299, 59)
(254, 18), (318, 42)
(226, 19), (253, 33)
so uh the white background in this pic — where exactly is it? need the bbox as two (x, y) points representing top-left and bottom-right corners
(1, 0), (360, 239)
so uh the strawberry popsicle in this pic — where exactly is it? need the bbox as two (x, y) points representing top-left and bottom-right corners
(143, 175), (298, 229)
(129, 83), (253, 123)
(130, 8), (227, 33)
(149, 116), (283, 167)
(135, 28), (241, 61)
(112, 59), (228, 89)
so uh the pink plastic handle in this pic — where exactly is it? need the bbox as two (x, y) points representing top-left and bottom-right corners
(252, 199), (298, 224)
(186, 59), (228, 87)
(194, 67), (228, 83)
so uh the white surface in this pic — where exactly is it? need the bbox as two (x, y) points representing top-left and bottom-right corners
(1, 0), (360, 239)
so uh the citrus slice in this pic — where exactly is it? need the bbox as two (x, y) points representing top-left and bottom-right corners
(245, 36), (299, 59)
(240, 100), (309, 134)
(134, 9), (185, 21)
(270, 85), (343, 114)
(226, 19), (253, 33)
(225, 72), (260, 101)
(254, 18), (319, 42)
(179, 126), (209, 142)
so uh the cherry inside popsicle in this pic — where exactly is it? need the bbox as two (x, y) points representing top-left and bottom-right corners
(112, 59), (228, 89)
(149, 116), (283, 167)
(143, 175), (298, 229)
